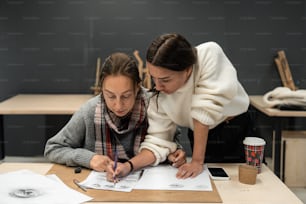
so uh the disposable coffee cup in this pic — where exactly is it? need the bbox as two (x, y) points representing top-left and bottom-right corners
(243, 137), (266, 173)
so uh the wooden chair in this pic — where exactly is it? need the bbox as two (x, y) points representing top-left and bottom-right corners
(274, 50), (297, 91)
(90, 57), (102, 95)
(133, 50), (152, 89)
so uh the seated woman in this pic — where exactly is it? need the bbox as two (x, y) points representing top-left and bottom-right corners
(44, 52), (185, 175)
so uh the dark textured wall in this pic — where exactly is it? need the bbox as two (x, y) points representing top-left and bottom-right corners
(0, 0), (305, 156)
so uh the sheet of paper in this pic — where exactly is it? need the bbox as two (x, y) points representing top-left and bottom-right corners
(79, 170), (142, 192)
(0, 169), (92, 204)
(134, 165), (212, 191)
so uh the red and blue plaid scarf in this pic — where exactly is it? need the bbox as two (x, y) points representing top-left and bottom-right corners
(94, 87), (148, 160)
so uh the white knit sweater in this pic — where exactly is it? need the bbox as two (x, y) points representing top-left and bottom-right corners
(263, 87), (306, 108)
(140, 42), (250, 165)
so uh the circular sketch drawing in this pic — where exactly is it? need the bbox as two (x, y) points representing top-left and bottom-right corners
(9, 188), (41, 198)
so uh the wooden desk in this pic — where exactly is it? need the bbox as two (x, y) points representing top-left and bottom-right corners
(0, 162), (302, 204)
(0, 94), (93, 159)
(249, 95), (306, 179)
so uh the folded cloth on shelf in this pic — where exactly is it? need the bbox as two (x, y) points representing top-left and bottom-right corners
(262, 87), (306, 108)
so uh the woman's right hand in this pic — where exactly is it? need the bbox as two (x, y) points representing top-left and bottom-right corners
(168, 149), (187, 168)
(89, 154), (112, 172)
(106, 162), (132, 182)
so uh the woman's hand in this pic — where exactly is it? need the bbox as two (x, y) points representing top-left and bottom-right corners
(176, 160), (204, 179)
(106, 162), (132, 182)
(168, 149), (187, 168)
(89, 154), (112, 172)
(175, 119), (207, 179)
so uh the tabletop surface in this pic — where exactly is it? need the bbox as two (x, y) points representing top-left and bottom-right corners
(249, 95), (306, 117)
(0, 94), (94, 115)
(0, 162), (302, 204)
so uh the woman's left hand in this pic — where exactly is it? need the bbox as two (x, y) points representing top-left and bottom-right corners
(176, 160), (204, 179)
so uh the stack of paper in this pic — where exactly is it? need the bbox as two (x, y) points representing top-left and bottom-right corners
(79, 164), (212, 192)
(0, 170), (92, 204)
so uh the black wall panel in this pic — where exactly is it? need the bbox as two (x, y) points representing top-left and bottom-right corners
(0, 0), (305, 156)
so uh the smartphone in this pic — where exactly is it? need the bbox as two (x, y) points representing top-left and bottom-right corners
(208, 167), (230, 180)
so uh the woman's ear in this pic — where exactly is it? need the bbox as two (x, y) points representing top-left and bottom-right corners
(186, 66), (193, 78)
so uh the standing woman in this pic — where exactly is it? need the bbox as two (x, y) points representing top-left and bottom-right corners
(44, 52), (149, 172)
(139, 33), (250, 178)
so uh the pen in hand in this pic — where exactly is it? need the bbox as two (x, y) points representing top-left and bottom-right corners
(113, 149), (118, 186)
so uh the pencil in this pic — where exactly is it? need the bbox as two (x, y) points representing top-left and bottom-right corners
(113, 149), (118, 186)
(73, 179), (87, 192)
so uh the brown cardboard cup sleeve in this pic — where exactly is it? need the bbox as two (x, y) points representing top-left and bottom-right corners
(239, 164), (258, 185)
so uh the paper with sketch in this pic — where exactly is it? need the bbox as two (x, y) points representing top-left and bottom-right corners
(134, 165), (212, 191)
(0, 169), (92, 204)
(79, 170), (142, 192)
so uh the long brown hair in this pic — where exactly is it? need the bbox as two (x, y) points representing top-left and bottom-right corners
(99, 52), (141, 90)
(146, 33), (197, 108)
(146, 33), (197, 71)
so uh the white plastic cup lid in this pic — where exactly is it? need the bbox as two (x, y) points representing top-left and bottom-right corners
(243, 137), (266, 146)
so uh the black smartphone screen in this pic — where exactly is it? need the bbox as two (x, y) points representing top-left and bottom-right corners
(208, 167), (229, 178)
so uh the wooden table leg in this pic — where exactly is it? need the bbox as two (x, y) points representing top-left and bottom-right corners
(273, 117), (282, 179)
(0, 115), (4, 160)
